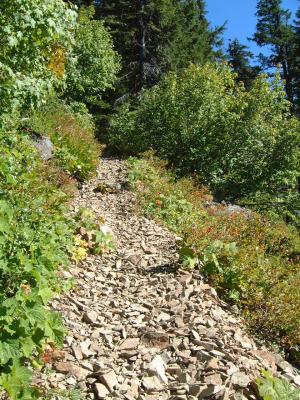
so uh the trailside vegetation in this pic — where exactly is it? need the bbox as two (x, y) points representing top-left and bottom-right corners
(0, 1), (119, 398)
(64, 6), (121, 109)
(27, 98), (102, 181)
(0, 0), (299, 397)
(127, 154), (300, 361)
(0, 130), (75, 399)
(108, 63), (300, 219)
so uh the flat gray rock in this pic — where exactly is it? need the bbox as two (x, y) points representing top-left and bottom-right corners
(31, 134), (53, 161)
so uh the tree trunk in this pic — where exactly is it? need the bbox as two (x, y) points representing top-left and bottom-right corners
(281, 54), (293, 104)
(139, 0), (146, 89)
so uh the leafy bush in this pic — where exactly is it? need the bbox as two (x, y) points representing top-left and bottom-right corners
(128, 154), (300, 358)
(28, 98), (102, 181)
(0, 130), (77, 398)
(257, 371), (300, 400)
(109, 63), (300, 203)
(65, 6), (121, 108)
(0, 0), (77, 126)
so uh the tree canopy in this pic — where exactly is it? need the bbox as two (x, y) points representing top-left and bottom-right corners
(227, 39), (261, 88)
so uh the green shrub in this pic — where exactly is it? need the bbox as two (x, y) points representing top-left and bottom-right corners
(28, 98), (102, 181)
(128, 154), (300, 358)
(65, 6), (121, 108)
(0, 0), (76, 126)
(257, 371), (300, 400)
(109, 63), (300, 203)
(0, 129), (76, 398)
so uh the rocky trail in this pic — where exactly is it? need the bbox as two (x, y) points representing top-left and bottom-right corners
(39, 158), (300, 400)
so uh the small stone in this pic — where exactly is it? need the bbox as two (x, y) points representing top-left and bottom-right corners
(80, 340), (94, 358)
(294, 375), (300, 386)
(189, 384), (203, 396)
(166, 364), (182, 375)
(80, 360), (94, 371)
(119, 338), (140, 350)
(31, 135), (53, 161)
(191, 330), (200, 342)
(66, 336), (74, 346)
(83, 311), (98, 325)
(100, 370), (118, 393)
(234, 331), (253, 350)
(54, 362), (89, 381)
(158, 312), (171, 322)
(72, 345), (83, 361)
(206, 358), (219, 370)
(120, 350), (139, 359)
(66, 376), (77, 385)
(175, 317), (185, 328)
(204, 373), (223, 386)
(94, 383), (110, 399)
(177, 372), (191, 384)
(142, 376), (164, 392)
(148, 355), (168, 384)
(125, 382), (139, 399)
(54, 362), (71, 374)
(231, 372), (250, 388)
(277, 360), (293, 374)
(199, 385), (225, 399)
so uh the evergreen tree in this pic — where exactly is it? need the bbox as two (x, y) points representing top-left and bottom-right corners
(252, 0), (295, 103)
(227, 39), (261, 88)
(163, 0), (225, 71)
(97, 0), (224, 95)
(96, 0), (146, 94)
(292, 4), (300, 112)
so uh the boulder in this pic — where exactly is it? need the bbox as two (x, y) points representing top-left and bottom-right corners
(31, 134), (53, 161)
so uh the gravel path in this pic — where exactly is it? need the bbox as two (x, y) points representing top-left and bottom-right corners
(40, 158), (300, 400)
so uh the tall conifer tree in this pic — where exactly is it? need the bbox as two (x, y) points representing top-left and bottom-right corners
(253, 0), (295, 103)
(163, 0), (224, 71)
(97, 0), (224, 95)
(227, 39), (261, 88)
(292, 4), (300, 112)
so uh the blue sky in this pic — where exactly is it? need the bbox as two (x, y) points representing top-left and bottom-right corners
(207, 0), (299, 58)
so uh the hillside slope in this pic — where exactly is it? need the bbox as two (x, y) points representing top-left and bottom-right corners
(37, 158), (300, 400)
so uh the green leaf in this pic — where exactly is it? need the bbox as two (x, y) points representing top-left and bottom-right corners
(38, 287), (53, 305)
(0, 341), (19, 365)
(0, 361), (32, 399)
(26, 304), (46, 326)
(257, 371), (300, 400)
(20, 338), (35, 358)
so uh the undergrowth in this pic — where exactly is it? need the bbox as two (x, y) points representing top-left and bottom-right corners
(0, 125), (110, 398)
(0, 130), (75, 398)
(127, 153), (300, 361)
(109, 63), (300, 224)
(27, 98), (102, 181)
(257, 371), (300, 400)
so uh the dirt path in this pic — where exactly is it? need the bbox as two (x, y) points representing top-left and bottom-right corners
(40, 158), (300, 400)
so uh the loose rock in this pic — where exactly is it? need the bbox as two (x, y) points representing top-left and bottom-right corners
(36, 158), (300, 400)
